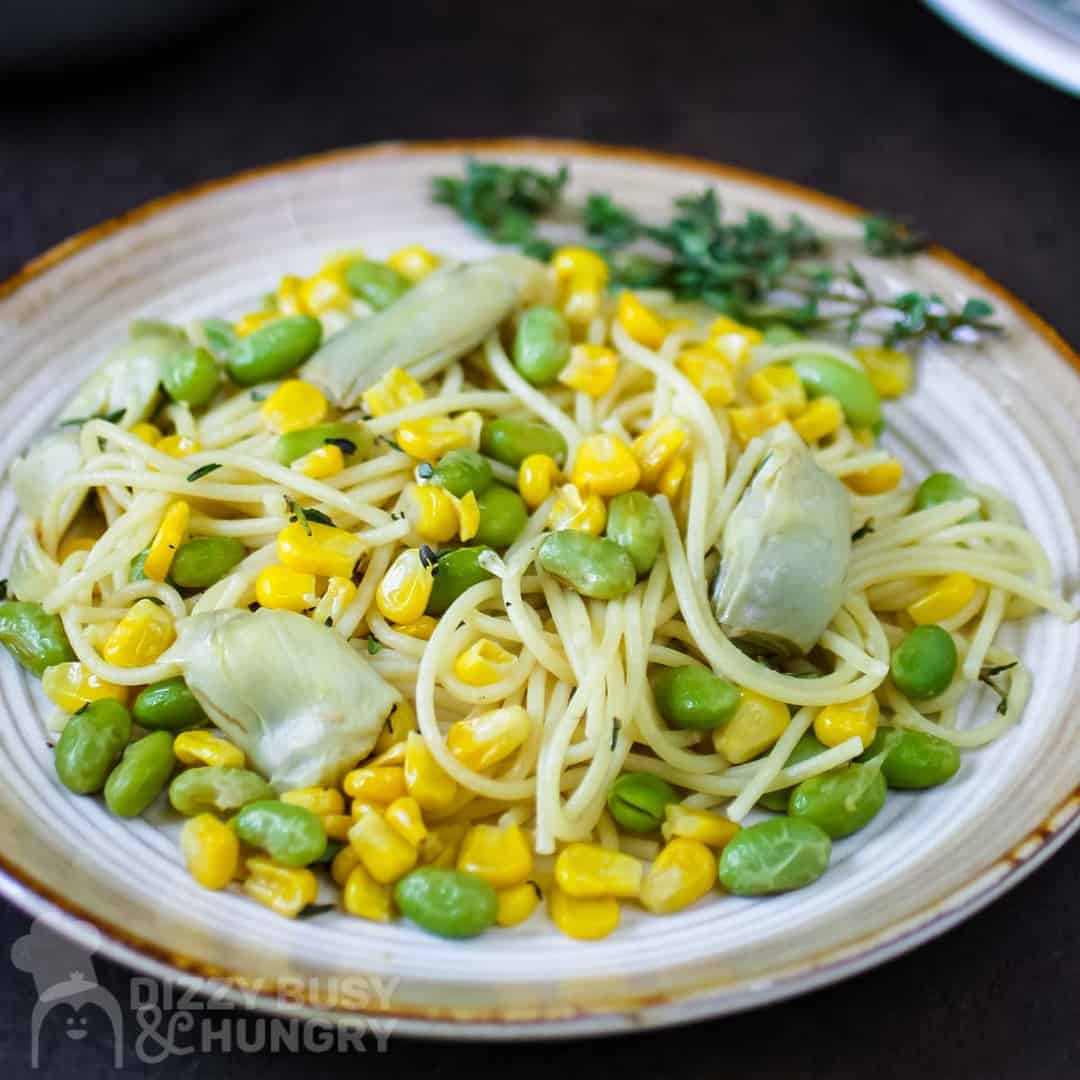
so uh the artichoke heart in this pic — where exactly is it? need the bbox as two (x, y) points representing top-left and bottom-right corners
(172, 609), (398, 790)
(711, 426), (852, 656)
(9, 429), (85, 538)
(302, 252), (551, 407)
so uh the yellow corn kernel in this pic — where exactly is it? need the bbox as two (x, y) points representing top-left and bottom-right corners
(155, 434), (201, 459)
(657, 454), (689, 501)
(550, 888), (619, 941)
(348, 805), (418, 884)
(260, 379), (328, 434)
(661, 804), (740, 849)
(375, 698), (418, 755)
(631, 418), (688, 487)
(793, 396), (844, 442)
(726, 402), (786, 447)
(617, 292), (667, 348)
(311, 576), (357, 628)
(496, 881), (540, 927)
(102, 599), (175, 668)
(243, 856), (318, 918)
(553, 248), (609, 326)
(281, 787), (345, 817)
(845, 460), (904, 495)
(552, 246), (609, 284)
(375, 548), (435, 624)
(406, 484), (459, 543)
(130, 421), (162, 445)
(453, 637), (516, 687)
(455, 490), (480, 542)
(388, 245), (441, 283)
(640, 838), (717, 915)
(344, 766), (407, 805)
(331, 843), (362, 887)
(275, 275), (306, 316)
(299, 266), (351, 315)
(396, 413), (481, 460)
(277, 520), (364, 579)
(321, 248), (364, 274)
(384, 796), (427, 847)
(458, 824), (533, 888)
(57, 535), (97, 562)
(907, 572), (978, 625)
(420, 822), (467, 868)
(518, 454), (561, 510)
(235, 310), (277, 337)
(180, 814), (240, 891)
(255, 565), (317, 612)
(558, 345), (618, 397)
(547, 484), (607, 535)
(144, 501), (190, 583)
(570, 433), (641, 497)
(676, 346), (736, 406)
(293, 443), (345, 480)
(323, 813), (354, 842)
(343, 863), (393, 921)
(708, 315), (763, 365)
(748, 365), (808, 417)
(554, 843), (643, 899)
(394, 616), (437, 641)
(361, 367), (426, 419)
(856, 346), (913, 399)
(403, 732), (458, 812)
(814, 695), (880, 750)
(175, 731), (245, 768)
(714, 689), (789, 764)
(447, 705), (530, 772)
(42, 662), (128, 713)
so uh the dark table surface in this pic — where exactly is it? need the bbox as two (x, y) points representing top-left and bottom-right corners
(1, 1), (1078, 1076)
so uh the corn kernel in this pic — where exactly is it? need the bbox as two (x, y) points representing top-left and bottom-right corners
(456, 824), (533, 889)
(235, 311), (277, 337)
(396, 413), (480, 460)
(550, 888), (619, 940)
(453, 637), (516, 687)
(102, 598), (175, 668)
(708, 315), (763, 365)
(144, 500), (190, 583)
(657, 455), (688, 501)
(456, 490), (480, 542)
(42, 662), (128, 713)
(632, 418), (688, 487)
(323, 813), (354, 841)
(856, 346), (913, 399)
(255, 565), (318, 612)
(640, 838), (717, 915)
(311, 576), (357, 628)
(375, 548), (435, 624)
(175, 731), (245, 768)
(331, 844), (362, 887)
(293, 443), (345, 480)
(276, 275), (306, 316)
(446, 705), (530, 772)
(748, 365), (807, 417)
(374, 699), (418, 755)
(281, 787), (345, 817)
(348, 805), (418, 884)
(553, 248), (609, 326)
(385, 796), (427, 847)
(558, 345), (618, 397)
(406, 484), (459, 543)
(155, 434), (201, 459)
(726, 402), (786, 447)
(299, 266), (351, 316)
(403, 732), (458, 812)
(361, 367), (426, 419)
(676, 346), (736, 406)
(907, 573), (978, 625)
(496, 881), (541, 927)
(552, 246), (609, 285)
(344, 766), (407, 804)
(388, 245), (441, 283)
(852, 427), (876, 448)
(617, 292), (667, 349)
(130, 421), (162, 445)
(243, 856), (318, 917)
(519, 453), (561, 509)
(814, 695), (880, 750)
(714, 689), (789, 764)
(394, 616), (437, 641)
(554, 843), (643, 899)
(662, 804), (740, 849)
(570, 433), (641, 497)
(845, 460), (904, 495)
(343, 863), (393, 921)
(793, 397), (844, 442)
(181, 814), (240, 891)
(420, 823), (467, 869)
(277, 520), (364, 579)
(261, 379), (329, 434)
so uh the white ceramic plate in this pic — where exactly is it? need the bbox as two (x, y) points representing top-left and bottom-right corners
(1, 141), (1079, 1038)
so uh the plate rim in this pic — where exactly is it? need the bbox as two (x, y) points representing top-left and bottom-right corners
(1, 137), (1078, 1039)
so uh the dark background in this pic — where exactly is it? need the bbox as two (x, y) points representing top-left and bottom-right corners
(1, 1), (1077, 1075)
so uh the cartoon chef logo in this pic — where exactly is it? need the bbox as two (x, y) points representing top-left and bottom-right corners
(11, 911), (123, 1068)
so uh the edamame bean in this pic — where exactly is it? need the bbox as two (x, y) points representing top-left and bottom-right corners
(426, 547), (493, 615)
(431, 449), (493, 497)
(226, 315), (322, 386)
(394, 867), (498, 938)
(480, 418), (567, 467)
(235, 800), (327, 867)
(0, 601), (75, 676)
(273, 421), (372, 466)
(474, 485), (528, 548)
(168, 765), (274, 816)
(717, 817), (832, 895)
(607, 773), (677, 833)
(168, 537), (247, 589)
(512, 306), (571, 386)
(537, 531), (637, 600)
(651, 665), (740, 731)
(345, 260), (411, 310)
(605, 491), (662, 575)
(890, 625), (957, 700)
(162, 344), (219, 408)
(759, 733), (827, 812)
(914, 472), (979, 518)
(788, 763), (887, 838)
(789, 353), (882, 430)
(104, 731), (176, 817)
(862, 729), (961, 789)
(133, 677), (207, 732)
(54, 699), (132, 795)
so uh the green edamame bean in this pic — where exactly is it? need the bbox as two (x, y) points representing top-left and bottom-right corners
(54, 699), (132, 795)
(890, 625), (957, 700)
(862, 729), (961, 789)
(168, 766), (274, 816)
(130, 549), (149, 583)
(788, 763), (887, 839)
(426, 547), (493, 615)
(914, 472), (980, 519)
(512, 306), (571, 386)
(717, 817), (832, 895)
(789, 353), (882, 430)
(763, 324), (802, 345)
(168, 537), (247, 589)
(538, 531), (637, 600)
(607, 773), (677, 833)
(431, 449), (493, 497)
(133, 677), (207, 732)
(225, 315), (322, 386)
(344, 260), (411, 310)
(480, 418), (567, 467)
(394, 867), (497, 938)
(759, 733), (827, 811)
(474, 485), (528, 548)
(273, 421), (372, 466)
(104, 731), (176, 817)
(0, 601), (75, 676)
(651, 665), (740, 731)
(605, 491), (662, 575)
(162, 344), (219, 408)
(235, 800), (327, 867)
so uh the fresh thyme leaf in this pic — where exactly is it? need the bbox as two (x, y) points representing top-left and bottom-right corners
(851, 521), (875, 541)
(297, 904), (337, 920)
(59, 407), (126, 428)
(286, 497), (312, 536)
(418, 545), (440, 569)
(861, 214), (927, 257)
(302, 508), (335, 527)
(527, 880), (543, 900)
(980, 662), (1018, 680)
(0, 579), (7, 601)
(324, 437), (357, 456)
(186, 463), (222, 482)
(610, 718), (620, 751)
(979, 661), (1017, 712)
(379, 435), (405, 454)
(366, 637), (383, 655)
(962, 298), (995, 321)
